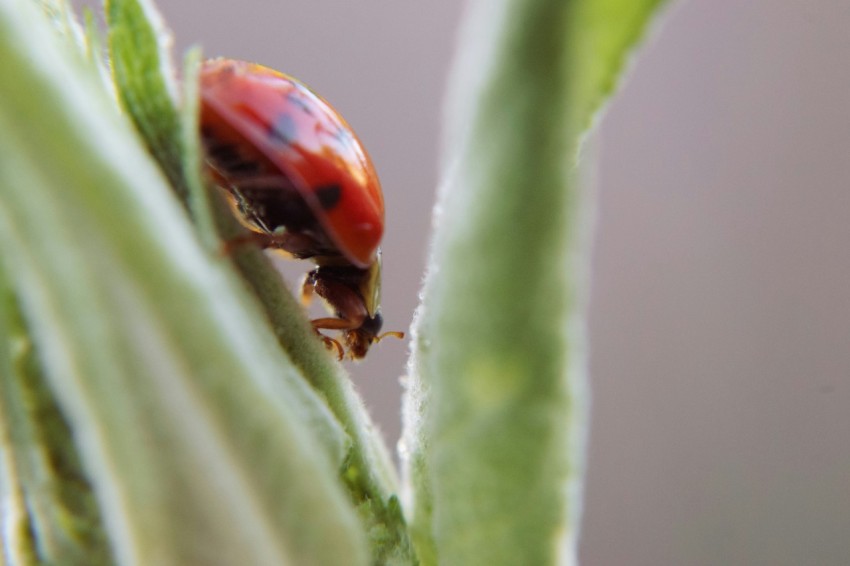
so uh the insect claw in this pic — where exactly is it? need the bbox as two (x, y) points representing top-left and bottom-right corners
(315, 331), (344, 360)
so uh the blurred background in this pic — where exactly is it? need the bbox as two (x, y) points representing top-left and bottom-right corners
(77, 0), (850, 563)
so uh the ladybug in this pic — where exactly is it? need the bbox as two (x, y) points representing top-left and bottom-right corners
(199, 58), (402, 359)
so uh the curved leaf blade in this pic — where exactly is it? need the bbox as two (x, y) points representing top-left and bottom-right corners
(0, 1), (369, 564)
(106, 0), (186, 201)
(0, 284), (112, 565)
(404, 0), (668, 564)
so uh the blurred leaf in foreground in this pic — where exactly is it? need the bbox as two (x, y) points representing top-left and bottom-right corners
(0, 0), (370, 563)
(0, 277), (112, 565)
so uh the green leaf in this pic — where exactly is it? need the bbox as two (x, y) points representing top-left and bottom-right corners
(0, 276), (113, 565)
(403, 0), (668, 564)
(568, 0), (671, 141)
(221, 237), (419, 564)
(105, 1), (418, 561)
(0, 0), (370, 564)
(34, 0), (84, 45)
(106, 0), (187, 203)
(179, 46), (221, 250)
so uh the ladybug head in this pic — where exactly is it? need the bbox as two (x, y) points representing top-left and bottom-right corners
(343, 312), (383, 359)
(342, 313), (405, 360)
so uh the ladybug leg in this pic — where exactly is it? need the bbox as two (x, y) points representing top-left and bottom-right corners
(220, 230), (316, 257)
(311, 315), (364, 361)
(305, 274), (362, 359)
(305, 268), (369, 329)
(304, 267), (372, 359)
(219, 231), (274, 255)
(311, 317), (360, 331)
(313, 331), (344, 360)
(310, 319), (356, 361)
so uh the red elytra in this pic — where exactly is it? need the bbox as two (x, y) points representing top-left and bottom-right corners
(200, 58), (383, 269)
(200, 58), (401, 359)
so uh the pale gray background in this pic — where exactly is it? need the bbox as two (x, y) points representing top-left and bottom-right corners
(83, 0), (850, 563)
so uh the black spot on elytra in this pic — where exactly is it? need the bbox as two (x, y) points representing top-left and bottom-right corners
(268, 113), (297, 145)
(314, 184), (342, 210)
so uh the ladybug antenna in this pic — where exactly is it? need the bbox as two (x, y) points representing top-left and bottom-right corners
(373, 330), (405, 344)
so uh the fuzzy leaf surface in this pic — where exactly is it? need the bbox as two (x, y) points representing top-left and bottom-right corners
(403, 0), (668, 564)
(0, 1), (368, 564)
